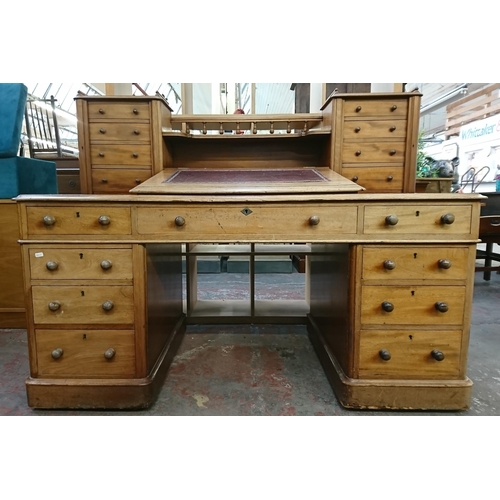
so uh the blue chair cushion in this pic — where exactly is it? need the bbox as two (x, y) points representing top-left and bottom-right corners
(0, 83), (28, 158)
(0, 156), (58, 198)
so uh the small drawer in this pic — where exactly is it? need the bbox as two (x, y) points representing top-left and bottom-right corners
(342, 142), (405, 163)
(87, 102), (150, 121)
(360, 285), (466, 326)
(361, 246), (470, 281)
(358, 329), (461, 379)
(135, 204), (358, 240)
(363, 204), (473, 236)
(57, 172), (80, 194)
(26, 206), (132, 236)
(343, 99), (408, 117)
(342, 166), (403, 193)
(29, 248), (133, 280)
(35, 329), (135, 377)
(90, 144), (152, 166)
(343, 120), (407, 140)
(88, 122), (151, 143)
(92, 168), (152, 194)
(32, 285), (135, 325)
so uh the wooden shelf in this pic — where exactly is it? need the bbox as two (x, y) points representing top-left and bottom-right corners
(186, 243), (311, 255)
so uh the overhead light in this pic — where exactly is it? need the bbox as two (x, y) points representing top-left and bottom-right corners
(420, 84), (468, 116)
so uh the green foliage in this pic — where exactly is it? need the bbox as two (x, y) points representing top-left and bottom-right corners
(416, 131), (439, 178)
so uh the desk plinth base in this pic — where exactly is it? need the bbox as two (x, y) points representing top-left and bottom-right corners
(307, 317), (472, 411)
(25, 316), (186, 410)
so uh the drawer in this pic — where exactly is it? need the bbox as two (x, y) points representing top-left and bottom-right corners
(343, 120), (407, 140)
(35, 329), (135, 377)
(360, 285), (466, 326)
(92, 168), (152, 194)
(29, 248), (133, 280)
(343, 99), (408, 118)
(90, 144), (152, 166)
(88, 122), (151, 143)
(362, 246), (470, 281)
(363, 204), (473, 236)
(32, 285), (135, 325)
(57, 173), (80, 194)
(342, 142), (405, 163)
(87, 101), (150, 121)
(342, 166), (403, 192)
(358, 329), (461, 379)
(135, 204), (358, 240)
(26, 206), (132, 236)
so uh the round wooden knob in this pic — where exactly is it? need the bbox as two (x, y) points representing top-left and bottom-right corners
(438, 259), (452, 269)
(100, 260), (112, 270)
(435, 302), (448, 313)
(133, 108), (139, 114)
(98, 108), (105, 114)
(355, 150), (361, 156)
(354, 126), (361, 133)
(352, 176), (359, 182)
(98, 215), (111, 226)
(101, 178), (108, 183)
(379, 349), (391, 361)
(355, 106), (362, 112)
(48, 301), (60, 311)
(389, 149), (396, 156)
(43, 215), (56, 226)
(135, 178), (141, 183)
(389, 126), (396, 132)
(46, 261), (59, 271)
(175, 216), (185, 227)
(102, 300), (114, 311)
(387, 175), (393, 181)
(391, 105), (397, 111)
(381, 301), (394, 312)
(51, 348), (63, 359)
(134, 129), (140, 135)
(441, 213), (455, 225)
(385, 215), (399, 226)
(431, 349), (445, 361)
(99, 128), (106, 134)
(309, 215), (320, 226)
(383, 260), (396, 270)
(98, 152), (105, 157)
(132, 152), (138, 158)
(104, 348), (116, 360)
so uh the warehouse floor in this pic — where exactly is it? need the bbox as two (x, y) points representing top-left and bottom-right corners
(1, 256), (499, 416)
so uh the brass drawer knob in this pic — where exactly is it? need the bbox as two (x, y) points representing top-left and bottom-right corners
(100, 260), (112, 270)
(387, 175), (393, 181)
(51, 348), (63, 359)
(99, 128), (106, 134)
(438, 259), (452, 269)
(391, 105), (397, 111)
(431, 349), (445, 361)
(132, 152), (138, 158)
(355, 106), (362, 112)
(98, 152), (105, 157)
(135, 178), (141, 184)
(98, 108), (105, 114)
(133, 108), (139, 114)
(379, 349), (391, 361)
(352, 176), (359, 182)
(435, 301), (448, 313)
(101, 178), (108, 183)
(385, 214), (399, 226)
(389, 126), (396, 132)
(381, 301), (394, 312)
(98, 215), (111, 226)
(441, 213), (455, 225)
(46, 261), (59, 271)
(309, 215), (320, 226)
(102, 300), (114, 311)
(354, 126), (361, 133)
(43, 215), (56, 226)
(175, 216), (185, 227)
(383, 260), (396, 270)
(389, 149), (396, 156)
(134, 129), (140, 135)
(104, 348), (116, 360)
(48, 301), (60, 311)
(355, 150), (361, 156)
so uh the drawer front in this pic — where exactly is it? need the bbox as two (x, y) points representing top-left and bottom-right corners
(343, 99), (408, 118)
(32, 285), (134, 325)
(90, 144), (152, 166)
(135, 205), (358, 239)
(342, 142), (405, 163)
(92, 168), (152, 194)
(87, 102), (150, 121)
(342, 166), (403, 192)
(26, 207), (132, 236)
(360, 285), (466, 326)
(29, 248), (133, 280)
(362, 246), (470, 281)
(36, 329), (135, 377)
(363, 204), (473, 236)
(343, 120), (407, 140)
(57, 173), (81, 194)
(88, 123), (151, 143)
(358, 329), (461, 379)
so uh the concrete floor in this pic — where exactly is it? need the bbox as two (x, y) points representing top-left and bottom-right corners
(1, 262), (499, 416)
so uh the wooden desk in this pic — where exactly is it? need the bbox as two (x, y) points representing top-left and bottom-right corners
(16, 191), (483, 410)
